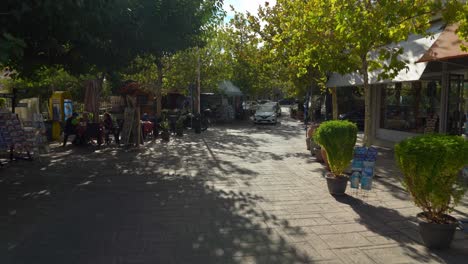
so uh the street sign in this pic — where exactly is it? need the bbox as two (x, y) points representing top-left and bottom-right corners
(16, 103), (28, 107)
(0, 93), (14, 98)
(16, 89), (27, 94)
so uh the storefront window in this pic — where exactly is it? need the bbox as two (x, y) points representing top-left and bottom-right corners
(380, 81), (441, 133)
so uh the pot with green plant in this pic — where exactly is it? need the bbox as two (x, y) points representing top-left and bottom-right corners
(0, 98), (6, 110)
(175, 117), (184, 137)
(313, 120), (357, 195)
(160, 120), (170, 142)
(395, 134), (468, 249)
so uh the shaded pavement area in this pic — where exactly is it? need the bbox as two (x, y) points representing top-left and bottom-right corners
(1, 113), (467, 263)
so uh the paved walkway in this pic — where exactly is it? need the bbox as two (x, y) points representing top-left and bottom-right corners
(1, 114), (467, 263)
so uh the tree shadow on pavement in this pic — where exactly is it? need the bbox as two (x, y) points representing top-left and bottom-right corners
(333, 194), (468, 263)
(2, 171), (311, 264)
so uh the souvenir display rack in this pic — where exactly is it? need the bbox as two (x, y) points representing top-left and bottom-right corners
(0, 112), (32, 163)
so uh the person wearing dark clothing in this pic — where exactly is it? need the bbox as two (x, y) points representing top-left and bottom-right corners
(74, 112), (90, 145)
(142, 113), (150, 122)
(103, 112), (119, 144)
(63, 112), (78, 146)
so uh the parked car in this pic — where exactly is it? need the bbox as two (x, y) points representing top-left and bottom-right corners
(253, 105), (277, 125)
(338, 110), (364, 130)
(257, 99), (271, 104)
(279, 98), (294, 105)
(264, 101), (282, 117)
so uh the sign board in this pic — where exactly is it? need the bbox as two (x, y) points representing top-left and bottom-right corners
(15, 89), (27, 94)
(0, 93), (14, 98)
(16, 103), (28, 108)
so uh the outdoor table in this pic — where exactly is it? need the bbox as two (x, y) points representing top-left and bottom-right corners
(75, 122), (103, 145)
(87, 123), (103, 145)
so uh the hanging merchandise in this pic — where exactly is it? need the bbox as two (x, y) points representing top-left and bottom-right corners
(23, 113), (49, 155)
(0, 112), (32, 159)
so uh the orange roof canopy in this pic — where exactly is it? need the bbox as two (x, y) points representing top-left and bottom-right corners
(418, 23), (468, 63)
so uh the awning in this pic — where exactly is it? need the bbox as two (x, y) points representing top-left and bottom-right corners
(326, 21), (445, 88)
(218, 80), (243, 96)
(417, 23), (468, 62)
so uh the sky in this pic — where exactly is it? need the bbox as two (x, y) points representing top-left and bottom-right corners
(223, 0), (276, 22)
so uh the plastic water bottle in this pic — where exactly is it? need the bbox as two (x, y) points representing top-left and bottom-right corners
(350, 171), (361, 189)
(361, 176), (373, 190)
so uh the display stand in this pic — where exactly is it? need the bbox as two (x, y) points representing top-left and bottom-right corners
(0, 112), (32, 162)
(349, 147), (378, 202)
(23, 113), (49, 159)
(121, 107), (135, 146)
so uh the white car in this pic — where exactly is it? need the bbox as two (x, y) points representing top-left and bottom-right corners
(253, 105), (277, 125)
(263, 101), (282, 117)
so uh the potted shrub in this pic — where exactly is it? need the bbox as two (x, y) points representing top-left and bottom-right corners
(395, 134), (468, 249)
(175, 117), (184, 137)
(160, 120), (170, 142)
(313, 120), (357, 195)
(289, 106), (297, 118)
(306, 123), (319, 150)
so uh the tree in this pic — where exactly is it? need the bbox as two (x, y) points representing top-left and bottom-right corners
(260, 0), (440, 145)
(1, 0), (224, 118)
(221, 8), (293, 99)
(257, 1), (341, 97)
(163, 30), (233, 94)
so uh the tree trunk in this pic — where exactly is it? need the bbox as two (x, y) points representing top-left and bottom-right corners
(195, 47), (201, 115)
(84, 77), (103, 123)
(362, 57), (372, 146)
(331, 87), (338, 120)
(156, 58), (163, 118)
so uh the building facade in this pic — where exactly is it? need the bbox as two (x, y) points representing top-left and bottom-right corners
(327, 22), (468, 146)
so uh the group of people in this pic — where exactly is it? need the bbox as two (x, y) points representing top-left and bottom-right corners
(63, 112), (119, 146)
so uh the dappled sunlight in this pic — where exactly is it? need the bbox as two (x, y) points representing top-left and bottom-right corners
(1, 115), (467, 263)
(333, 194), (465, 263)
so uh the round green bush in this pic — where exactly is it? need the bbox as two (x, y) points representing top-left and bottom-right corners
(313, 120), (358, 176)
(395, 134), (468, 223)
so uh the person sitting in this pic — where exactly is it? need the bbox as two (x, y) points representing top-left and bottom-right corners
(103, 112), (119, 145)
(63, 112), (79, 146)
(142, 112), (150, 122)
(74, 113), (90, 145)
(140, 113), (155, 140)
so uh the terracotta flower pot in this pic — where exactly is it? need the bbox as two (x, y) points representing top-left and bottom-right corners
(314, 147), (324, 162)
(321, 148), (330, 170)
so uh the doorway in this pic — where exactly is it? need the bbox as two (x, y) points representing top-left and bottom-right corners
(447, 74), (466, 135)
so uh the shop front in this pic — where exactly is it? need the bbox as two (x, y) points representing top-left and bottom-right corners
(375, 74), (467, 144)
(327, 21), (468, 146)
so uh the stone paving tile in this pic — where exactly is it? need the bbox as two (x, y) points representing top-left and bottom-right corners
(319, 232), (372, 249)
(330, 222), (370, 233)
(1, 116), (468, 263)
(335, 248), (376, 264)
(322, 211), (362, 223)
(361, 244), (445, 264)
